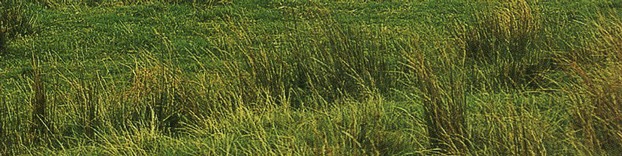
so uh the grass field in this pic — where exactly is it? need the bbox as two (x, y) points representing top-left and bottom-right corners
(1, 0), (622, 155)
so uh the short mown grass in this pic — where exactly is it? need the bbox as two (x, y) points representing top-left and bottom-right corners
(2, 0), (622, 155)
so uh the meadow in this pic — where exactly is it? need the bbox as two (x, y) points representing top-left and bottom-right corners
(1, 0), (622, 155)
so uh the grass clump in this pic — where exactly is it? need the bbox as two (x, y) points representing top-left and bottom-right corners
(29, 59), (51, 144)
(0, 0), (34, 55)
(568, 62), (622, 155)
(457, 0), (554, 90)
(210, 14), (399, 109)
(564, 12), (622, 155)
(402, 39), (468, 154)
(463, 0), (541, 61)
(125, 56), (187, 134)
(592, 13), (622, 62)
(468, 92), (559, 155)
(559, 12), (622, 67)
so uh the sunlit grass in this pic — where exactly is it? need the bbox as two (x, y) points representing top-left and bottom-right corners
(1, 0), (622, 155)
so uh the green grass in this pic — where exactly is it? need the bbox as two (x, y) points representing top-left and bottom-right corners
(2, 0), (622, 155)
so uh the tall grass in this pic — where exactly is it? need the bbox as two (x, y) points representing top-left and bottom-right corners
(29, 57), (51, 145)
(208, 13), (399, 109)
(2, 0), (622, 155)
(0, 88), (6, 156)
(0, 4), (411, 153)
(469, 92), (562, 155)
(457, 0), (553, 90)
(402, 39), (468, 154)
(0, 30), (5, 55)
(567, 63), (622, 155)
(564, 12), (622, 155)
(0, 0), (34, 56)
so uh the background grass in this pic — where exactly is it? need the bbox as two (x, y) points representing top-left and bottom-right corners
(2, 0), (622, 155)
